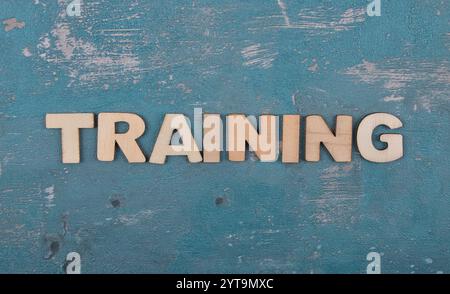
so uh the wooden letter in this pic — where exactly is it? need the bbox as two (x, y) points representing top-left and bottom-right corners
(357, 113), (403, 163)
(203, 114), (222, 163)
(282, 115), (300, 163)
(305, 115), (352, 162)
(97, 113), (146, 163)
(149, 114), (202, 164)
(46, 113), (94, 164)
(227, 114), (279, 162)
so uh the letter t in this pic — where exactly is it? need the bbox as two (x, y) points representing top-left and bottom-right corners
(46, 113), (94, 163)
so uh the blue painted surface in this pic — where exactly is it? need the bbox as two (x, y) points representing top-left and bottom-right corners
(0, 0), (449, 273)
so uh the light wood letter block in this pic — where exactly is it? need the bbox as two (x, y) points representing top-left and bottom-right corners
(282, 115), (300, 163)
(227, 114), (279, 162)
(203, 114), (222, 163)
(357, 113), (403, 163)
(97, 113), (146, 163)
(305, 115), (352, 162)
(46, 113), (94, 163)
(149, 114), (202, 164)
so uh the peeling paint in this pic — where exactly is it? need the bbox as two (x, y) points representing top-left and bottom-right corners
(383, 95), (405, 102)
(258, 4), (365, 34)
(343, 59), (450, 111)
(3, 18), (25, 32)
(22, 48), (32, 57)
(311, 161), (362, 225)
(36, 1), (143, 88)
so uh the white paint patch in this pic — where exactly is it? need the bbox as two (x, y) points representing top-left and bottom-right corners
(3, 18), (25, 32)
(425, 258), (433, 264)
(52, 23), (83, 60)
(241, 43), (278, 69)
(39, 37), (51, 49)
(383, 95), (405, 102)
(44, 185), (55, 208)
(291, 90), (300, 105)
(22, 48), (32, 57)
(277, 0), (291, 26)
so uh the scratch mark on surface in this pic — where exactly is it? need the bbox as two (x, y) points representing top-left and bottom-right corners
(241, 43), (278, 69)
(310, 161), (363, 224)
(44, 185), (56, 208)
(383, 95), (405, 102)
(116, 209), (153, 226)
(276, 0), (291, 27)
(254, 5), (365, 34)
(291, 90), (300, 105)
(295, 7), (365, 32)
(3, 18), (25, 32)
(344, 60), (450, 89)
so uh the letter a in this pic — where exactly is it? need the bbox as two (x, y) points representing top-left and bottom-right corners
(367, 0), (381, 17)
(67, 0), (81, 17)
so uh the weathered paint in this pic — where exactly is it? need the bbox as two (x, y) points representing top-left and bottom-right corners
(0, 0), (449, 274)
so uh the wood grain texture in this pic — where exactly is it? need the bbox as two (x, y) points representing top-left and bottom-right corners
(203, 114), (222, 163)
(227, 114), (279, 162)
(0, 0), (449, 274)
(149, 114), (202, 164)
(46, 113), (94, 164)
(305, 115), (353, 162)
(97, 113), (146, 163)
(282, 115), (300, 163)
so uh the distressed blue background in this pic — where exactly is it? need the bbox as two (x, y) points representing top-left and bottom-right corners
(0, 0), (449, 273)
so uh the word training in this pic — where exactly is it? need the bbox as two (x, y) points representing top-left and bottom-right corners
(45, 112), (403, 164)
